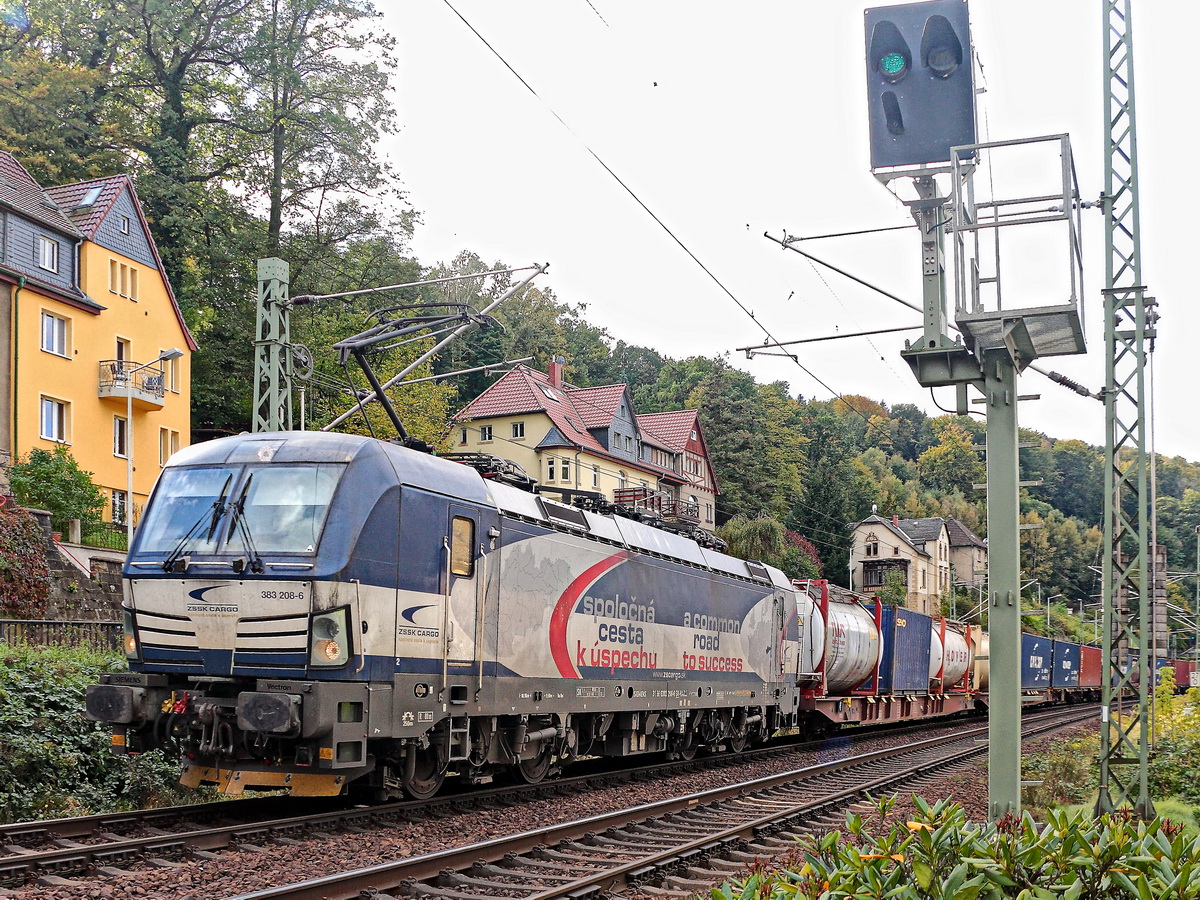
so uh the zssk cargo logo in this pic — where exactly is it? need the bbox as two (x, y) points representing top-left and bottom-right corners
(186, 585), (240, 613)
(398, 604), (439, 642)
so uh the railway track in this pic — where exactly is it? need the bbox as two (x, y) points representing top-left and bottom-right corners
(0, 713), (987, 889)
(215, 705), (1092, 900)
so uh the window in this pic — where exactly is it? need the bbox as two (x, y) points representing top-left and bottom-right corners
(40, 397), (67, 442)
(120, 215), (130, 234)
(865, 541), (879, 557)
(115, 337), (130, 362)
(159, 428), (180, 466)
(705, 502), (713, 523)
(561, 458), (571, 482)
(109, 260), (138, 299)
(40, 312), (67, 356)
(38, 236), (58, 272)
(478, 425), (492, 442)
(165, 354), (180, 392)
(112, 489), (128, 526)
(547, 458), (556, 481)
(450, 516), (475, 577)
(592, 465), (599, 488)
(511, 421), (525, 439)
(921, 569), (927, 589)
(690, 429), (698, 440)
(459, 428), (468, 445)
(113, 416), (128, 458)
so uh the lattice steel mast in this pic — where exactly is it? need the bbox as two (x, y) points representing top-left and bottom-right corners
(1096, 0), (1157, 819)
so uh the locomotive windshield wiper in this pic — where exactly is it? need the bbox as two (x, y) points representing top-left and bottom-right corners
(228, 473), (265, 575)
(161, 473), (233, 573)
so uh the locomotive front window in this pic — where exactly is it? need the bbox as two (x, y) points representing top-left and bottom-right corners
(137, 466), (235, 554)
(233, 464), (340, 554)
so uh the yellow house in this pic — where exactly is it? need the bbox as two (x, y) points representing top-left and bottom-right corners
(453, 360), (718, 529)
(1, 153), (195, 526)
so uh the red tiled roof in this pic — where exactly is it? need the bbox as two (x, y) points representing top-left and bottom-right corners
(45, 175), (126, 239)
(0, 152), (82, 237)
(459, 365), (709, 486)
(637, 410), (698, 451)
(460, 365), (608, 455)
(46, 172), (198, 352)
(570, 383), (626, 429)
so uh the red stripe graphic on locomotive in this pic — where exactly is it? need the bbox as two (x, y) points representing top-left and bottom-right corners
(548, 550), (632, 678)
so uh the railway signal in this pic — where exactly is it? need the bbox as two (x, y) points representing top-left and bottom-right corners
(864, 0), (976, 168)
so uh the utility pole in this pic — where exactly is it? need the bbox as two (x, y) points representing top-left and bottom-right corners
(1096, 0), (1156, 820)
(862, 1), (1086, 821)
(252, 258), (294, 433)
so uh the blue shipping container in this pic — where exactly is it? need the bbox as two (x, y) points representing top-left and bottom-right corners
(1022, 633), (1052, 690)
(1051, 640), (1081, 688)
(878, 605), (934, 694)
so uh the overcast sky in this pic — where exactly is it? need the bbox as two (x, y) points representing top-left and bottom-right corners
(379, 1), (1196, 462)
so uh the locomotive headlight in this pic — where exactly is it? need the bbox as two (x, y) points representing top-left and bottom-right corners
(121, 606), (139, 660)
(315, 638), (343, 662)
(310, 607), (350, 667)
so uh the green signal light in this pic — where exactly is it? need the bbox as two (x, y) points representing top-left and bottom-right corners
(879, 51), (907, 81)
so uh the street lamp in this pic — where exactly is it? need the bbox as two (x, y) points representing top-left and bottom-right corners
(125, 348), (184, 549)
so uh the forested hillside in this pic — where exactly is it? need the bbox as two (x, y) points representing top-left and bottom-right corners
(4, 0), (1198, 641)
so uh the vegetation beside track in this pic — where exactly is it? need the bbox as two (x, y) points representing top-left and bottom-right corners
(0, 641), (197, 823)
(716, 796), (1200, 900)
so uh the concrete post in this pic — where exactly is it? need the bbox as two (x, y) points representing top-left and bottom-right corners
(983, 348), (1022, 820)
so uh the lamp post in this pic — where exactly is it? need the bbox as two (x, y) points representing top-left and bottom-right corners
(125, 348), (184, 549)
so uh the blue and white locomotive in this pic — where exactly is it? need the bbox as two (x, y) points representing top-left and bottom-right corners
(88, 431), (840, 799)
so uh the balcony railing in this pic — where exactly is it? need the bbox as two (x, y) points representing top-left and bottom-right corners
(613, 487), (699, 523)
(98, 360), (167, 407)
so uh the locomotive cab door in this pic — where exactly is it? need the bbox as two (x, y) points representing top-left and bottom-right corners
(444, 503), (494, 669)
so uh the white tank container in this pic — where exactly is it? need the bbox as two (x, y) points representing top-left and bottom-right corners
(929, 622), (973, 686)
(972, 630), (990, 692)
(823, 596), (882, 694)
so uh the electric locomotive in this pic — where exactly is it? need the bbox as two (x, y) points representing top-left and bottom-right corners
(86, 431), (818, 799)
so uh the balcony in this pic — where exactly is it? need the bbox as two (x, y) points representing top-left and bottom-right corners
(613, 487), (699, 524)
(98, 360), (168, 410)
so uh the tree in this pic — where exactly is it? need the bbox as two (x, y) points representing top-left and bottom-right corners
(917, 419), (985, 495)
(716, 516), (821, 581)
(791, 410), (875, 585)
(8, 447), (105, 530)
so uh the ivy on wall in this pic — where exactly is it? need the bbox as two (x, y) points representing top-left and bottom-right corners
(0, 506), (51, 618)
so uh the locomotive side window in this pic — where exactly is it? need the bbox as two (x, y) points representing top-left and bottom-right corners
(450, 516), (475, 577)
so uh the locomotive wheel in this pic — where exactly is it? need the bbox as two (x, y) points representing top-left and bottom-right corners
(401, 742), (445, 800)
(515, 743), (554, 784)
(727, 731), (748, 754)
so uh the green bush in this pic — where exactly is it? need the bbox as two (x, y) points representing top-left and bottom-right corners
(0, 641), (195, 823)
(8, 445), (106, 532)
(716, 796), (1200, 900)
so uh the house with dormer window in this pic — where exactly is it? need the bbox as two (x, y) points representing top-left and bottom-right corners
(453, 358), (720, 526)
(1, 152), (195, 525)
(849, 512), (985, 616)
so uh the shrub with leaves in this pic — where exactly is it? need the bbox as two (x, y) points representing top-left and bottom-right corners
(8, 445), (106, 531)
(716, 795), (1200, 900)
(0, 506), (51, 618)
(0, 641), (196, 823)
